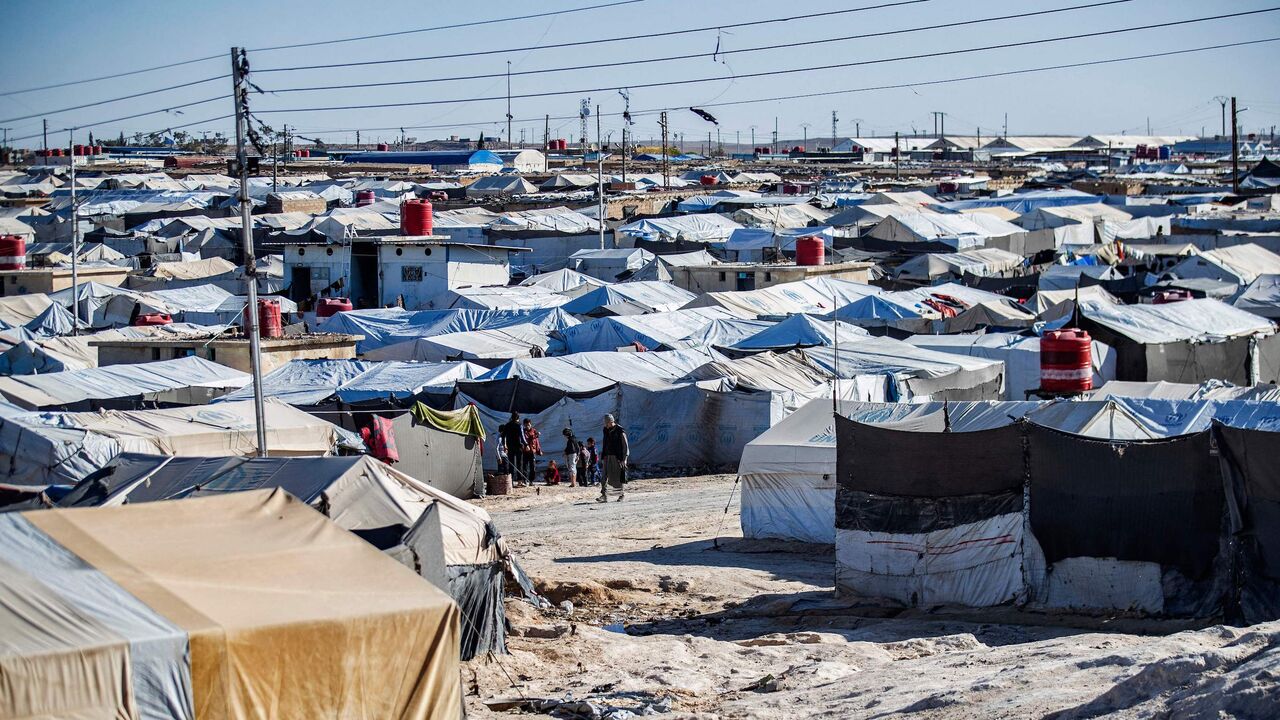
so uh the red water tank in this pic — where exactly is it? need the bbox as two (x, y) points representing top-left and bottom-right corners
(0, 235), (26, 270)
(401, 198), (433, 236)
(355, 190), (377, 207)
(316, 297), (354, 318)
(557, 139), (568, 151)
(94, 145), (104, 155)
(1040, 329), (1093, 393)
(376, 143), (390, 151)
(792, 145), (804, 153)
(700, 175), (718, 186)
(133, 313), (172, 327)
(1153, 289), (1193, 305)
(245, 299), (283, 339)
(795, 236), (824, 266)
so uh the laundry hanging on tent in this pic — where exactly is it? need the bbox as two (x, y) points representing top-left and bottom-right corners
(360, 416), (399, 463)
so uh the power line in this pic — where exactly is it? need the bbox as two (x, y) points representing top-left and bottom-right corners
(249, 0), (647, 52)
(256, 0), (937, 73)
(266, 0), (1135, 95)
(0, 74), (230, 125)
(251, 9), (1280, 116)
(0, 0), (646, 98)
(14, 34), (1276, 148)
(283, 37), (1280, 141)
(0, 55), (224, 98)
(6, 98), (230, 144)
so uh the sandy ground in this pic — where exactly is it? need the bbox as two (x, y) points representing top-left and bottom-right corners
(465, 475), (1280, 719)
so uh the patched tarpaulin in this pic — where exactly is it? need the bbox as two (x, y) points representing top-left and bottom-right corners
(834, 418), (1025, 607)
(1216, 424), (1280, 623)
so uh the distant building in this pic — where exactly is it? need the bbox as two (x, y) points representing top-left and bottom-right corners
(278, 234), (526, 310)
(666, 261), (874, 293)
(92, 333), (362, 375)
(493, 149), (547, 173)
(340, 150), (504, 172)
(0, 266), (130, 297)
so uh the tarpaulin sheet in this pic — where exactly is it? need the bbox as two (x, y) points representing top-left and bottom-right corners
(836, 418), (1024, 498)
(551, 307), (736, 354)
(1027, 424), (1223, 579)
(321, 307), (580, 355)
(0, 513), (193, 720)
(466, 382), (776, 471)
(1216, 425), (1280, 622)
(0, 355), (250, 410)
(335, 361), (482, 403)
(17, 489), (462, 720)
(560, 281), (698, 315)
(835, 513), (1024, 607)
(731, 314), (868, 351)
(217, 359), (375, 406)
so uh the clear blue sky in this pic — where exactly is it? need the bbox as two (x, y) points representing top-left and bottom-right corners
(3, 0), (1279, 149)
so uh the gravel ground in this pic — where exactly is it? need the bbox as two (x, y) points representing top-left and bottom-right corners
(463, 475), (1280, 719)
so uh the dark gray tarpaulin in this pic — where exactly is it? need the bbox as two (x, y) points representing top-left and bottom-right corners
(1216, 424), (1280, 623)
(1027, 425), (1224, 581)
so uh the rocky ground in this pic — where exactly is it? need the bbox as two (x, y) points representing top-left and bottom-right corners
(464, 475), (1280, 719)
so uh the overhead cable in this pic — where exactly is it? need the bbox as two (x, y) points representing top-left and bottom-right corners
(265, 0), (1136, 94)
(255, 0), (939, 73)
(283, 38), (1280, 139)
(0, 75), (231, 124)
(251, 9), (1280, 116)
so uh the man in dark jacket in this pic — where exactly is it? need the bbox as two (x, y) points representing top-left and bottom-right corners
(499, 413), (528, 486)
(598, 414), (629, 502)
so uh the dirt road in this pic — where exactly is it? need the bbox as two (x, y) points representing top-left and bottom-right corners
(466, 475), (1280, 719)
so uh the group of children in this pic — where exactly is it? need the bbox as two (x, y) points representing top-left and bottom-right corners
(543, 430), (601, 486)
(496, 415), (602, 487)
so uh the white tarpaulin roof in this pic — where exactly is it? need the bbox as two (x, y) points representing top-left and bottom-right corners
(1080, 298), (1275, 343)
(560, 281), (697, 315)
(550, 307), (737, 354)
(0, 399), (348, 487)
(618, 214), (742, 242)
(0, 356), (250, 410)
(683, 277), (881, 318)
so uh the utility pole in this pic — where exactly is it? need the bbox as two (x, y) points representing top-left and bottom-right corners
(1, 127), (9, 151)
(831, 111), (838, 149)
(356, 129), (360, 149)
(707, 131), (711, 157)
(231, 47), (268, 458)
(772, 117), (779, 154)
(894, 131), (901, 179)
(68, 128), (79, 335)
(1231, 96), (1240, 194)
(750, 126), (756, 152)
(659, 111), (669, 190)
(735, 130), (739, 155)
(271, 138), (278, 191)
(519, 128), (525, 148)
(506, 61), (513, 148)
(596, 105), (605, 250)
(543, 114), (550, 151)
(800, 122), (810, 151)
(856, 120), (861, 138)
(1215, 96), (1229, 137)
(1003, 112), (1008, 139)
(42, 119), (48, 159)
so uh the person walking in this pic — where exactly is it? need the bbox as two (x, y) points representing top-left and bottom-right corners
(598, 414), (629, 502)
(585, 437), (600, 485)
(499, 413), (527, 486)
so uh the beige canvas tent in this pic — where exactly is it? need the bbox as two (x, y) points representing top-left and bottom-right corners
(0, 489), (461, 720)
